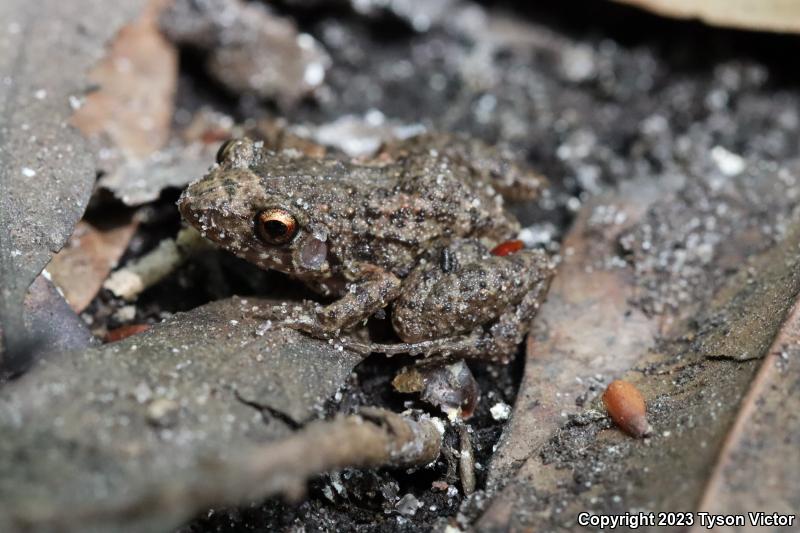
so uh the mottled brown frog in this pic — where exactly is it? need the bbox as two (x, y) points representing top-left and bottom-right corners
(178, 134), (553, 361)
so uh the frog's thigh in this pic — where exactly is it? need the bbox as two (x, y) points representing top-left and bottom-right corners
(392, 252), (541, 343)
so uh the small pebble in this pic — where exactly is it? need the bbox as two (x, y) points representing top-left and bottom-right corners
(146, 398), (180, 428)
(396, 493), (421, 516)
(490, 402), (511, 421)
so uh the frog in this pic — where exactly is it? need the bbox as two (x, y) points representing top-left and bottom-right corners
(177, 134), (554, 362)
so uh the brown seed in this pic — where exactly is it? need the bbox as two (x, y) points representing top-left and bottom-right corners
(602, 380), (651, 438)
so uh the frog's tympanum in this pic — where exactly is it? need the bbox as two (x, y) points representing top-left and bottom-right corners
(178, 135), (553, 361)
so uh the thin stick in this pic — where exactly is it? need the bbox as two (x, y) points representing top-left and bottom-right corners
(12, 409), (443, 531)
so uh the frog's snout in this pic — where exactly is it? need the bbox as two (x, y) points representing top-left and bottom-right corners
(177, 179), (220, 233)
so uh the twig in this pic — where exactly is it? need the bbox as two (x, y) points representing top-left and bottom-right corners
(12, 409), (443, 531)
(103, 226), (211, 300)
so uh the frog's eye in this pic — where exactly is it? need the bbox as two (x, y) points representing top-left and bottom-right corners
(256, 208), (298, 245)
(216, 139), (237, 164)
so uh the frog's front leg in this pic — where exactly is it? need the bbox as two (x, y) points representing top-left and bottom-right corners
(277, 265), (402, 337)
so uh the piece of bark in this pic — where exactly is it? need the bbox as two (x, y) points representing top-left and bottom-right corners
(692, 295), (800, 530)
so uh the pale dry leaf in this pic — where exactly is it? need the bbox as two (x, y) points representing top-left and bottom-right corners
(483, 180), (663, 494)
(613, 0), (800, 33)
(46, 217), (139, 313)
(478, 219), (800, 531)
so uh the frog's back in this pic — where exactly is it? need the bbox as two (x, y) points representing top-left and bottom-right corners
(253, 150), (518, 276)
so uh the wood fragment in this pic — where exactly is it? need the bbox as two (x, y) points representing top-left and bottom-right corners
(103, 226), (211, 300)
(458, 424), (476, 496)
(693, 300), (800, 527)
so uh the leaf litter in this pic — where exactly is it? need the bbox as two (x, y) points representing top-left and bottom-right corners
(0, 0), (146, 371)
(3, 0), (800, 531)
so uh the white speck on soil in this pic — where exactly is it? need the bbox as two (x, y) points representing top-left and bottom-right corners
(490, 402), (511, 421)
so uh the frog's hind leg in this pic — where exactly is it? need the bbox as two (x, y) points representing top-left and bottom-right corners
(341, 332), (487, 359)
(342, 274), (551, 362)
(479, 274), (552, 361)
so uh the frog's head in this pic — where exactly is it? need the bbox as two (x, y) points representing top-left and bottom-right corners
(177, 138), (331, 276)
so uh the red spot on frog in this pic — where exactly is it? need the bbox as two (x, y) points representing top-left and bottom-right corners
(490, 239), (524, 256)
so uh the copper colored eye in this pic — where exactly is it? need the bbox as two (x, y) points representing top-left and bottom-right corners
(256, 208), (298, 245)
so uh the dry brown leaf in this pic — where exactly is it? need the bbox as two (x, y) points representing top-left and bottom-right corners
(46, 217), (139, 312)
(478, 215), (800, 531)
(483, 181), (663, 494)
(71, 0), (177, 160)
(693, 300), (800, 527)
